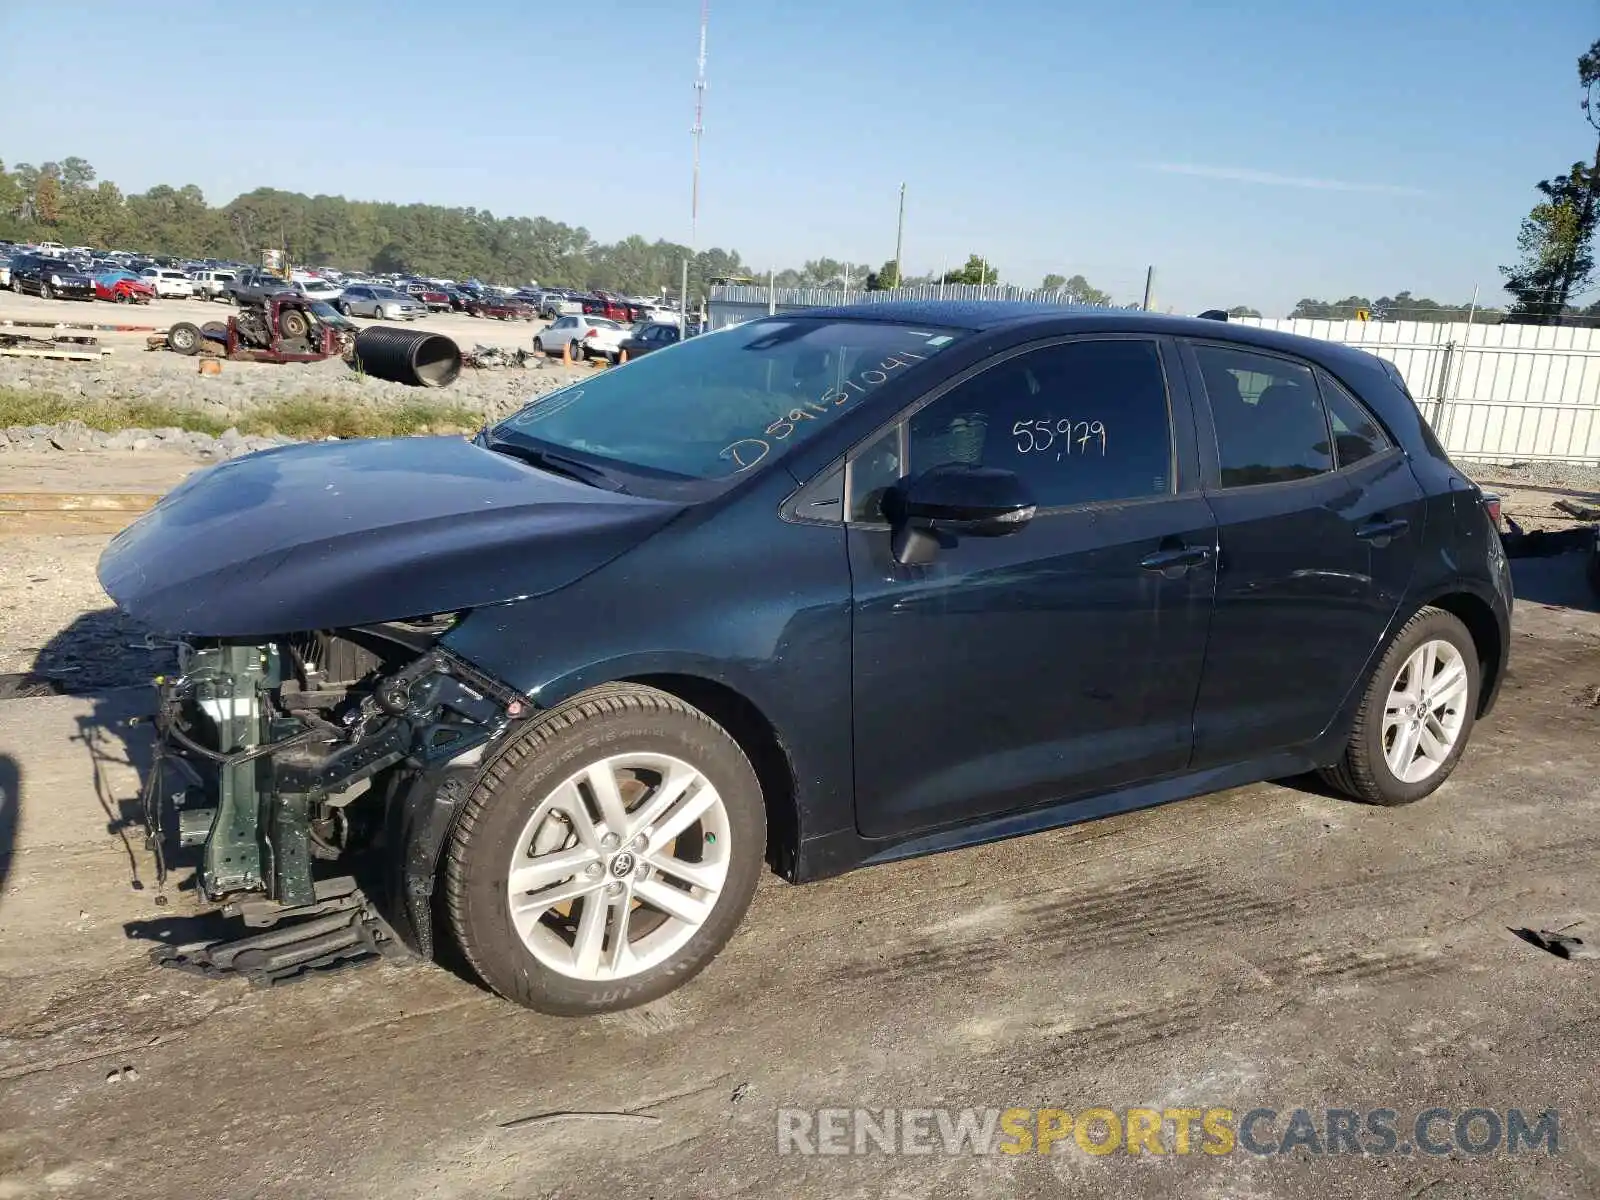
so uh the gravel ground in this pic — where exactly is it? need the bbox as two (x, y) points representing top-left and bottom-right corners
(1, 288), (588, 433)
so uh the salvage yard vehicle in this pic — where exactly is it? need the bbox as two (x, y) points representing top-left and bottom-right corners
(189, 269), (238, 301)
(99, 302), (1512, 1015)
(9, 253), (95, 300)
(618, 321), (681, 358)
(227, 268), (298, 305)
(163, 293), (354, 362)
(465, 294), (535, 321)
(400, 281), (452, 311)
(93, 269), (156, 304)
(535, 313), (627, 362)
(338, 284), (425, 320)
(141, 267), (195, 298)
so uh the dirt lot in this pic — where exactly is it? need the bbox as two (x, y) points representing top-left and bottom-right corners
(0, 290), (585, 430)
(1, 455), (1598, 1200)
(1, 287), (551, 357)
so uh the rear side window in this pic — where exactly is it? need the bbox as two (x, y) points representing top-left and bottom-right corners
(1192, 345), (1330, 488)
(1318, 373), (1391, 468)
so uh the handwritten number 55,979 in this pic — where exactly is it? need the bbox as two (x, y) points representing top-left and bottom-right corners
(1013, 418), (1106, 458)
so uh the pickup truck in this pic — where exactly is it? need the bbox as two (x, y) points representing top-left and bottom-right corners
(227, 270), (300, 304)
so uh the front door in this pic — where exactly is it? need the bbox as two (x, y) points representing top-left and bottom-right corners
(848, 337), (1217, 839)
(1183, 342), (1425, 766)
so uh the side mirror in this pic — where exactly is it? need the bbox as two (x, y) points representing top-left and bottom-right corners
(887, 463), (1037, 564)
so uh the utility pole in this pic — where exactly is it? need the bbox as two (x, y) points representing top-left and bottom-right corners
(686, 0), (708, 333)
(893, 183), (906, 287)
(690, 0), (709, 253)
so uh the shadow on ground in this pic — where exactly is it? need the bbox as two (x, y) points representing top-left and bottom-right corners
(0, 754), (17, 912)
(1509, 547), (1600, 610)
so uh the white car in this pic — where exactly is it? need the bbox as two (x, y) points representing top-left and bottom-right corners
(534, 314), (628, 362)
(297, 278), (345, 304)
(141, 268), (194, 298)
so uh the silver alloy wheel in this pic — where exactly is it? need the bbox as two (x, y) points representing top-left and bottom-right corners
(506, 752), (730, 981)
(1383, 638), (1469, 784)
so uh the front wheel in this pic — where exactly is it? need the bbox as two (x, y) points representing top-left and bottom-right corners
(1320, 607), (1480, 805)
(533, 337), (546, 355)
(444, 684), (765, 1015)
(40, 283), (53, 300)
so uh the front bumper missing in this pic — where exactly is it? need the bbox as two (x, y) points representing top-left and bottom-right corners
(144, 645), (524, 982)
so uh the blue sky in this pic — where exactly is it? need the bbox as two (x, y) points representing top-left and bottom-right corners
(2, 2), (1594, 314)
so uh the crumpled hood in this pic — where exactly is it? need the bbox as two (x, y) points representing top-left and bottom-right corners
(98, 436), (683, 637)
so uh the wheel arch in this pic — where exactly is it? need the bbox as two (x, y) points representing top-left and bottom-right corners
(622, 672), (801, 879)
(1411, 586), (1505, 717)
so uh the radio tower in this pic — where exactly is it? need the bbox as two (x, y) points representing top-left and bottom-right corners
(690, 0), (708, 253)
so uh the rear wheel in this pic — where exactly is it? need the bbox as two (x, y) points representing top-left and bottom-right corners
(445, 684), (765, 1014)
(570, 339), (585, 361)
(1320, 607), (1479, 805)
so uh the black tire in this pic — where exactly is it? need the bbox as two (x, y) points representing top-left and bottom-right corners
(201, 321), (227, 337)
(337, 301), (351, 316)
(1319, 606), (1480, 806)
(533, 337), (546, 355)
(570, 339), (585, 362)
(444, 684), (765, 1015)
(116, 293), (130, 304)
(166, 322), (203, 355)
(40, 283), (53, 300)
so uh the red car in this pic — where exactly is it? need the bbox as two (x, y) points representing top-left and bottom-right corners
(401, 282), (452, 311)
(581, 290), (648, 323)
(94, 272), (156, 304)
(465, 296), (535, 321)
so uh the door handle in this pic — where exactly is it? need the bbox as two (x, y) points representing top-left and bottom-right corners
(1140, 545), (1213, 574)
(1355, 518), (1410, 544)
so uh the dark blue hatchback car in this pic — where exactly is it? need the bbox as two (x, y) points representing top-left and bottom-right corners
(100, 302), (1512, 1013)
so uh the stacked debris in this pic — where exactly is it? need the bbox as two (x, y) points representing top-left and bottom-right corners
(0, 331), (109, 360)
(463, 344), (539, 370)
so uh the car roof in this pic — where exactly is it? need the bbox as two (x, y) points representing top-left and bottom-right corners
(791, 300), (1385, 378)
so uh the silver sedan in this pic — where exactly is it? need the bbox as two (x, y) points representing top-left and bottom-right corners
(338, 285), (426, 320)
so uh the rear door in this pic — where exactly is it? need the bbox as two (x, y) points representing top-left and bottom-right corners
(1182, 340), (1424, 767)
(847, 336), (1217, 838)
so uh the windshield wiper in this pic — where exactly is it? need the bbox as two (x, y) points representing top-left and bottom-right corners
(483, 436), (629, 493)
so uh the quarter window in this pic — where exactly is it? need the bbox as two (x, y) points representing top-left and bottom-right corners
(1193, 345), (1331, 488)
(847, 339), (1174, 519)
(1319, 373), (1391, 468)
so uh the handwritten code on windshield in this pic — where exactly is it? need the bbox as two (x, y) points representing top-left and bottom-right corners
(719, 351), (926, 473)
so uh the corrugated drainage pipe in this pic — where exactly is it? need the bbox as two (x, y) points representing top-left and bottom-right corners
(353, 326), (462, 387)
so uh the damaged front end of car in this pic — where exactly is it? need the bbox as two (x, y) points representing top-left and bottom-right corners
(98, 434), (687, 983)
(144, 619), (527, 981)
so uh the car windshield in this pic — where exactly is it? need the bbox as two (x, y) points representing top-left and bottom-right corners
(371, 287), (402, 298)
(493, 318), (967, 482)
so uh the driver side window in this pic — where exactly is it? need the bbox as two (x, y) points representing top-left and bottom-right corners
(846, 339), (1174, 522)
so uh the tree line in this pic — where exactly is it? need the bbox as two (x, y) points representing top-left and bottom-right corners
(0, 157), (1125, 304)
